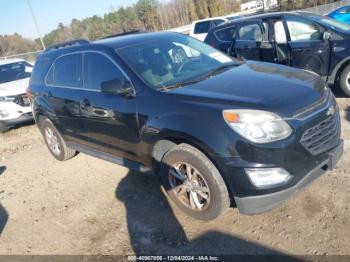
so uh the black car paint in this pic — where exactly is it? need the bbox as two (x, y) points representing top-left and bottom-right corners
(205, 12), (350, 85)
(29, 32), (342, 214)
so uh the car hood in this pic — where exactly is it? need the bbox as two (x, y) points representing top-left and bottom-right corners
(0, 78), (30, 96)
(169, 61), (326, 117)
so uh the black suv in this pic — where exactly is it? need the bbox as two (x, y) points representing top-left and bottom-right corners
(204, 12), (350, 96)
(29, 32), (343, 220)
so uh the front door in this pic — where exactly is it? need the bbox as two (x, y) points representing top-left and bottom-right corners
(80, 51), (140, 161)
(234, 21), (263, 61)
(284, 15), (331, 76)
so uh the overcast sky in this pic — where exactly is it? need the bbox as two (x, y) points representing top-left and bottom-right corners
(0, 0), (138, 39)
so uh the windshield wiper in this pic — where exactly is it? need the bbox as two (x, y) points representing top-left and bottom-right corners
(203, 63), (238, 79)
(158, 63), (238, 92)
(158, 78), (203, 91)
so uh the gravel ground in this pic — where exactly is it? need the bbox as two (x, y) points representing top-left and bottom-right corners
(0, 98), (349, 257)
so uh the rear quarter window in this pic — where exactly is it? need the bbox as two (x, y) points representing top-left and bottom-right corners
(30, 57), (52, 85)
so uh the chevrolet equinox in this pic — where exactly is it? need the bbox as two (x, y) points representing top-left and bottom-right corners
(29, 32), (343, 220)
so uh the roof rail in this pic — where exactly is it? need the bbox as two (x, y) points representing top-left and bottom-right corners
(101, 30), (148, 39)
(45, 39), (90, 52)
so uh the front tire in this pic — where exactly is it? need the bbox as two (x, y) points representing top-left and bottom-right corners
(339, 64), (350, 97)
(160, 143), (230, 220)
(40, 118), (77, 161)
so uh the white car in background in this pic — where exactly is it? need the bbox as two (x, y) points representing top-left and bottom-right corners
(0, 58), (34, 132)
(190, 17), (228, 41)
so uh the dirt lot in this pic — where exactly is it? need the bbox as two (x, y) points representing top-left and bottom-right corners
(0, 99), (349, 257)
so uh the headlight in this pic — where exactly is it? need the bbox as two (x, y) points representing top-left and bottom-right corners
(0, 96), (6, 102)
(223, 109), (292, 143)
(0, 110), (9, 118)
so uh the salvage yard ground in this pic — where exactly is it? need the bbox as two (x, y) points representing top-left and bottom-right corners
(0, 97), (349, 256)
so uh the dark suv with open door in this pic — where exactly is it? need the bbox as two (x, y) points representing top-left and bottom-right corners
(29, 32), (343, 220)
(205, 12), (350, 96)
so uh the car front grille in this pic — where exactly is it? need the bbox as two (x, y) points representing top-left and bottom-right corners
(300, 111), (340, 155)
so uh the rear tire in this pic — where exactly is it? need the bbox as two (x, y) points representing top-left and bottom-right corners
(339, 64), (350, 97)
(160, 143), (230, 220)
(40, 118), (77, 161)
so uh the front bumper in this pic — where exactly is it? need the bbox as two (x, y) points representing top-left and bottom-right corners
(0, 101), (33, 127)
(234, 139), (343, 215)
(0, 112), (33, 127)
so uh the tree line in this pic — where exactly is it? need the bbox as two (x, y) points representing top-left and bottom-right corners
(0, 0), (341, 57)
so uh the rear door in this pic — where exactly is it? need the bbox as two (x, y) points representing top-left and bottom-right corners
(234, 21), (263, 61)
(284, 15), (331, 76)
(259, 20), (275, 63)
(272, 18), (290, 65)
(80, 51), (139, 160)
(211, 24), (237, 53)
(46, 53), (85, 143)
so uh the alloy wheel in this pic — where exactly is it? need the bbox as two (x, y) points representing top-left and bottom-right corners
(44, 127), (61, 156)
(168, 162), (210, 211)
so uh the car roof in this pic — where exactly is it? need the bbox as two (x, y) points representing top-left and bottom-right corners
(212, 11), (317, 29)
(93, 31), (185, 50)
(0, 58), (25, 65)
(40, 31), (188, 58)
(192, 17), (228, 23)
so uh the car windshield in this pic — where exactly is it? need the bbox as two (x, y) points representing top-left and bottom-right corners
(116, 34), (239, 90)
(0, 61), (33, 84)
(309, 15), (350, 32)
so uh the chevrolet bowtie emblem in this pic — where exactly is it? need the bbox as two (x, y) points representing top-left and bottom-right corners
(326, 105), (336, 116)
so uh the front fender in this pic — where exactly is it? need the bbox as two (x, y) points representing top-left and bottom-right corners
(142, 113), (237, 158)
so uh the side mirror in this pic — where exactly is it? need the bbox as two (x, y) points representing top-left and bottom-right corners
(101, 78), (134, 97)
(323, 31), (331, 41)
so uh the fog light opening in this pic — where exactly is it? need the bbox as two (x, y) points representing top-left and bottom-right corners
(245, 168), (292, 189)
(321, 164), (328, 171)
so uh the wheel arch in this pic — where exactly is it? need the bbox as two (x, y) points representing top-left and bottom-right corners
(32, 96), (56, 126)
(151, 135), (235, 202)
(329, 57), (350, 84)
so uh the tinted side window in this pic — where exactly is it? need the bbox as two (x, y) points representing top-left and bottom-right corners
(285, 15), (321, 41)
(31, 57), (52, 85)
(194, 21), (210, 34)
(214, 26), (236, 42)
(238, 23), (262, 41)
(53, 54), (82, 87)
(83, 52), (125, 91)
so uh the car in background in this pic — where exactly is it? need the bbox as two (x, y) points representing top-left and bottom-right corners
(327, 5), (350, 24)
(204, 11), (350, 96)
(190, 17), (228, 41)
(29, 32), (343, 220)
(0, 58), (34, 132)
